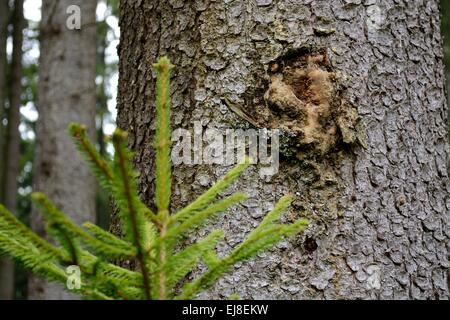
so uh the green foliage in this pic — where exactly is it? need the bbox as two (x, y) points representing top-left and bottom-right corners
(0, 57), (308, 300)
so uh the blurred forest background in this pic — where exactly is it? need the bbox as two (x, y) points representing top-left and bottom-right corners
(0, 0), (119, 299)
(0, 0), (448, 299)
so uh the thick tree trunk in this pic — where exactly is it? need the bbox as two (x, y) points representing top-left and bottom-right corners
(117, 0), (450, 299)
(29, 0), (97, 300)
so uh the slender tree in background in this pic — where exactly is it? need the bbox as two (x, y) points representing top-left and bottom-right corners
(0, 0), (25, 300)
(95, 0), (118, 229)
(0, 0), (11, 300)
(117, 0), (450, 299)
(0, 0), (9, 215)
(29, 0), (97, 299)
(5, 0), (26, 221)
(96, 0), (118, 160)
(95, 17), (110, 229)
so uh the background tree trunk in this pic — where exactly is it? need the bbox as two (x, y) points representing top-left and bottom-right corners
(29, 0), (97, 300)
(0, 0), (24, 300)
(0, 0), (10, 300)
(0, 0), (15, 300)
(117, 0), (450, 299)
(0, 0), (9, 203)
(5, 0), (25, 219)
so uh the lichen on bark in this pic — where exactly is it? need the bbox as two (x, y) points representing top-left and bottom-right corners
(243, 47), (362, 157)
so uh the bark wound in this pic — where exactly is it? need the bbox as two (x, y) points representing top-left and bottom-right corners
(254, 48), (359, 159)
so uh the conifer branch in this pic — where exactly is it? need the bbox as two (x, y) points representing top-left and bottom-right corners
(164, 192), (247, 244)
(153, 56), (174, 218)
(0, 204), (68, 262)
(32, 192), (137, 259)
(113, 130), (152, 300)
(169, 160), (250, 226)
(152, 57), (175, 300)
(69, 123), (114, 183)
(83, 222), (134, 250)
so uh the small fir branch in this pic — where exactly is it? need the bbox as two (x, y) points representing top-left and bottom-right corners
(0, 56), (308, 300)
(32, 193), (137, 259)
(169, 160), (250, 226)
(112, 129), (152, 299)
(153, 56), (174, 218)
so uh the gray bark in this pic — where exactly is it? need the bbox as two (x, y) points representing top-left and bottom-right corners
(29, 0), (97, 300)
(447, 71), (450, 136)
(117, 0), (450, 299)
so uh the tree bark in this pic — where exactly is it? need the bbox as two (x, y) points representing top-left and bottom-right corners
(0, 0), (10, 300)
(29, 0), (97, 300)
(0, 0), (9, 207)
(5, 0), (25, 215)
(446, 72), (450, 137)
(117, 0), (450, 299)
(0, 0), (16, 301)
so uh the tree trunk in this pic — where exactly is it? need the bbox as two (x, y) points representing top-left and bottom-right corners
(0, 0), (10, 300)
(29, 0), (97, 300)
(0, 0), (14, 301)
(5, 0), (25, 216)
(0, 0), (9, 203)
(0, 0), (24, 300)
(117, 0), (450, 299)
(95, 17), (111, 229)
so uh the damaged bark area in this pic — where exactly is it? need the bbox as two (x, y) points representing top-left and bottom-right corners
(243, 48), (361, 158)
